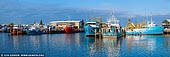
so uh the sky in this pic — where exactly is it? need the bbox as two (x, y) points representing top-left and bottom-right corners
(0, 0), (170, 26)
(18, 0), (170, 15)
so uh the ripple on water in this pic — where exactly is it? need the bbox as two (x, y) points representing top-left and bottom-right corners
(1, 33), (170, 57)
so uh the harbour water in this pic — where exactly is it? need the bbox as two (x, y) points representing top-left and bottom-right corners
(1, 33), (170, 57)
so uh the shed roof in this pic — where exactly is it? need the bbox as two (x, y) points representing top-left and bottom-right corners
(50, 21), (81, 23)
(162, 19), (170, 23)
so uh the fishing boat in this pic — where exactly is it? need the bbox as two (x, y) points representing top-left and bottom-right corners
(9, 25), (26, 35)
(64, 24), (76, 33)
(26, 25), (42, 35)
(1, 27), (8, 33)
(125, 17), (164, 35)
(102, 14), (122, 38)
(10, 28), (24, 35)
(10, 29), (24, 35)
(84, 21), (100, 37)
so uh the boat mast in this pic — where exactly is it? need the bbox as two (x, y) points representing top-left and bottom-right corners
(68, 16), (71, 21)
(150, 13), (154, 27)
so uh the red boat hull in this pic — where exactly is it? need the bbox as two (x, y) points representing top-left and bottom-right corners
(10, 29), (23, 35)
(64, 26), (76, 33)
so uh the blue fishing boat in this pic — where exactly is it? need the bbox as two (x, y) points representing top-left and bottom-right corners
(125, 17), (164, 35)
(26, 25), (42, 35)
(84, 21), (100, 37)
(1, 27), (8, 32)
(102, 14), (122, 38)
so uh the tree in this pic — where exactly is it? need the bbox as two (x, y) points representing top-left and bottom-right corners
(34, 20), (36, 24)
(8, 22), (14, 32)
(9, 22), (14, 27)
(40, 19), (43, 25)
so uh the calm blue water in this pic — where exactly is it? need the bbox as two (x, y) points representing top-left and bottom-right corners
(1, 33), (170, 57)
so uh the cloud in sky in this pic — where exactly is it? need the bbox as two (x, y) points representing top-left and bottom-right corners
(1, 0), (170, 16)
(0, 0), (170, 25)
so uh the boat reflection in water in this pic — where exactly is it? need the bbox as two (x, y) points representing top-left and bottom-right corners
(86, 36), (120, 57)
(125, 35), (156, 51)
(120, 35), (170, 57)
(2, 33), (170, 57)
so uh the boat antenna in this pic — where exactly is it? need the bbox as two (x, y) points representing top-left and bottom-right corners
(150, 12), (152, 22)
(68, 16), (71, 21)
(18, 16), (21, 28)
(85, 15), (88, 22)
(34, 19), (36, 26)
(144, 9), (146, 22)
(150, 12), (153, 27)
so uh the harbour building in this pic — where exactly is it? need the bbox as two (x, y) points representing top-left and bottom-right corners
(162, 19), (170, 34)
(50, 20), (84, 29)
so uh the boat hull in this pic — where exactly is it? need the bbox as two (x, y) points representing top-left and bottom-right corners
(10, 30), (24, 35)
(84, 25), (100, 37)
(102, 27), (122, 38)
(103, 32), (122, 38)
(26, 30), (42, 35)
(64, 26), (76, 33)
(126, 26), (164, 35)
